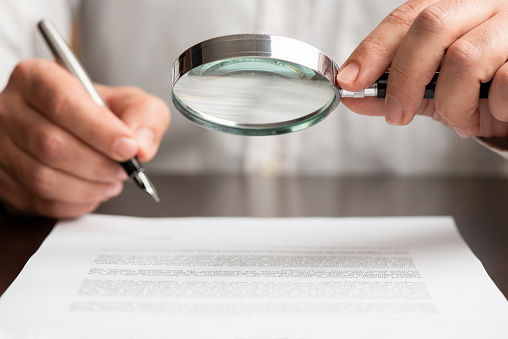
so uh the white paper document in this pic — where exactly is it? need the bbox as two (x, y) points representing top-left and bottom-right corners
(0, 215), (507, 338)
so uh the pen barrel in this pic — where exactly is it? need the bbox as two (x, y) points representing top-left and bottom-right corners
(38, 19), (106, 106)
(376, 72), (491, 99)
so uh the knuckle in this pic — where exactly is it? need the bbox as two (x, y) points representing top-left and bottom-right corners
(35, 130), (66, 163)
(27, 165), (55, 197)
(12, 59), (33, 79)
(27, 62), (71, 121)
(413, 4), (448, 36)
(43, 89), (69, 121)
(386, 3), (419, 30)
(445, 40), (482, 71)
(10, 60), (33, 86)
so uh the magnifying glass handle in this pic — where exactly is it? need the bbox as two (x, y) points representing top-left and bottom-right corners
(340, 72), (491, 99)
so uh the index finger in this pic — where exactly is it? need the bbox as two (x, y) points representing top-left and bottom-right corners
(337, 0), (437, 93)
(16, 59), (139, 162)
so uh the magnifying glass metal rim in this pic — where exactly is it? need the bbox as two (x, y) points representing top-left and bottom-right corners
(172, 34), (341, 136)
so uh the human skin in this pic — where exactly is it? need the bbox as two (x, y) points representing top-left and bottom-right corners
(0, 59), (170, 218)
(337, 0), (508, 139)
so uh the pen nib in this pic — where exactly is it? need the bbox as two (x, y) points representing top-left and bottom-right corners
(132, 171), (160, 203)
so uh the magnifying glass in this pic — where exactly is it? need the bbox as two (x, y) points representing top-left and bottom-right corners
(172, 34), (491, 136)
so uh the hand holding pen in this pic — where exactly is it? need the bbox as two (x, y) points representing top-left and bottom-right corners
(0, 19), (169, 218)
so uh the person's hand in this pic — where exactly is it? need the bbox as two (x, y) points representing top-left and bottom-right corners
(0, 59), (170, 218)
(336, 0), (508, 139)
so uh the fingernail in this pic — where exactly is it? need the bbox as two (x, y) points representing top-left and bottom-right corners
(113, 137), (138, 160)
(337, 62), (360, 85)
(385, 96), (403, 125)
(135, 128), (155, 155)
(105, 182), (123, 198)
(453, 127), (470, 138)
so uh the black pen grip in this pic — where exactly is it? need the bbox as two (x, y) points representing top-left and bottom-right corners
(121, 158), (143, 177)
(376, 72), (491, 99)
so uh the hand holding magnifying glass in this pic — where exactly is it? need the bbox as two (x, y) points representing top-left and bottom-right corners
(171, 34), (491, 136)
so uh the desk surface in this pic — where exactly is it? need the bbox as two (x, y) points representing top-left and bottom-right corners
(1, 175), (508, 298)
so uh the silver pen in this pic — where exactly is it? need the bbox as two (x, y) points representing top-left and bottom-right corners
(38, 18), (159, 202)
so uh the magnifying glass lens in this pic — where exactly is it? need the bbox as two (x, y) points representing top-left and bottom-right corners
(173, 57), (337, 135)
